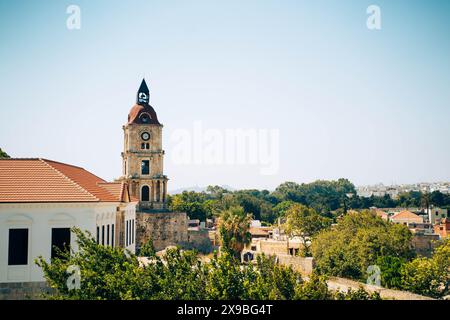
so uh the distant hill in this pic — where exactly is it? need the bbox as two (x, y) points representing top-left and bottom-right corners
(169, 185), (235, 195)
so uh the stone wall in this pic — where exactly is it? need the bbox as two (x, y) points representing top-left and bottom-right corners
(256, 240), (288, 255)
(276, 254), (315, 275)
(136, 211), (188, 251)
(326, 277), (434, 300)
(0, 282), (53, 300)
(412, 233), (440, 257)
(182, 229), (214, 253)
(255, 239), (302, 255)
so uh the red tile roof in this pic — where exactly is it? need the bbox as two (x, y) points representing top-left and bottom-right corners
(249, 227), (271, 237)
(0, 158), (134, 203)
(127, 104), (161, 125)
(391, 210), (423, 223)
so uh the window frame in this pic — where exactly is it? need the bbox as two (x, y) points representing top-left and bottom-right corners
(141, 185), (150, 201)
(141, 159), (150, 175)
(8, 228), (29, 266)
(51, 228), (71, 261)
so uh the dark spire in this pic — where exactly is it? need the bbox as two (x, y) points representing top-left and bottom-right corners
(137, 78), (150, 105)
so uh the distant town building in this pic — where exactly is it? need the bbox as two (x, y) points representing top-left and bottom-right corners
(434, 218), (450, 239)
(357, 182), (450, 198)
(249, 226), (271, 240)
(188, 219), (201, 230)
(250, 220), (262, 228)
(425, 207), (448, 225)
(390, 210), (423, 226)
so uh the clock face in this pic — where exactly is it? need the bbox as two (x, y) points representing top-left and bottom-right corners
(141, 132), (150, 141)
(138, 92), (148, 103)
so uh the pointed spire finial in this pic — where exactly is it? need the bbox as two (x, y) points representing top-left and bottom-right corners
(137, 78), (150, 105)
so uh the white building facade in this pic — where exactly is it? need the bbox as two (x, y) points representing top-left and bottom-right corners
(0, 158), (137, 284)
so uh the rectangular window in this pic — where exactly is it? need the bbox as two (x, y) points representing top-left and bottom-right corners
(51, 228), (71, 260)
(126, 220), (129, 246)
(132, 219), (135, 244)
(102, 225), (105, 245)
(130, 220), (133, 244)
(111, 224), (115, 247)
(8, 229), (28, 265)
(96, 226), (99, 244)
(141, 160), (150, 175)
(107, 225), (110, 246)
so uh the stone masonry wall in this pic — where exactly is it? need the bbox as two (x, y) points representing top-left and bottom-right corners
(183, 229), (213, 253)
(136, 211), (188, 251)
(0, 282), (53, 300)
(276, 254), (315, 275)
(326, 277), (434, 300)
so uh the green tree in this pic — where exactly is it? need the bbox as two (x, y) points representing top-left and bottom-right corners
(206, 185), (230, 198)
(273, 179), (357, 216)
(0, 148), (10, 159)
(401, 239), (450, 298)
(273, 200), (296, 219)
(429, 191), (445, 207)
(283, 204), (331, 256)
(376, 255), (405, 289)
(217, 205), (252, 257)
(36, 228), (379, 300)
(397, 191), (422, 207)
(312, 210), (414, 280)
(168, 191), (213, 221)
(36, 228), (144, 300)
(139, 238), (156, 257)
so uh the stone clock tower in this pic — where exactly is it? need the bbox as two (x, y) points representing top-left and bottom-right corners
(121, 79), (168, 210)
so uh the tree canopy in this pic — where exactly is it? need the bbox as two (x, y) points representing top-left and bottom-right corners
(217, 205), (252, 257)
(168, 180), (450, 226)
(311, 210), (414, 280)
(35, 228), (379, 300)
(283, 203), (332, 256)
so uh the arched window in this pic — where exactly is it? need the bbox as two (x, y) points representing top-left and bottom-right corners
(141, 185), (149, 201)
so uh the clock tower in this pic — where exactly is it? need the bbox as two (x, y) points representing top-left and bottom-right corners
(121, 79), (168, 210)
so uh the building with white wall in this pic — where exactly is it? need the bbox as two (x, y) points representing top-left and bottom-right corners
(0, 158), (137, 283)
(425, 207), (448, 225)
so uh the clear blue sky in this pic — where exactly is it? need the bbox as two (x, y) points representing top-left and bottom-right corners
(1, 0), (449, 191)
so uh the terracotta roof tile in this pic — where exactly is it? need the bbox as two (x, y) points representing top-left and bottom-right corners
(249, 227), (270, 236)
(391, 210), (423, 222)
(127, 104), (161, 125)
(0, 158), (132, 203)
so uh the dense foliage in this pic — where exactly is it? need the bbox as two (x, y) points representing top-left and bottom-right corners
(167, 181), (450, 224)
(36, 228), (380, 300)
(0, 147), (10, 159)
(283, 204), (332, 256)
(310, 211), (450, 299)
(217, 205), (252, 257)
(400, 239), (449, 298)
(311, 210), (414, 280)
